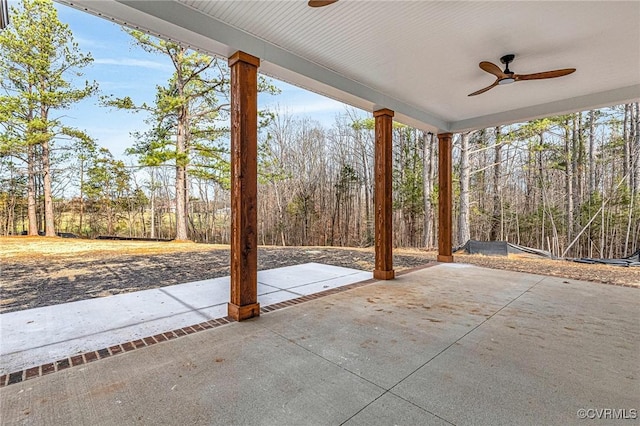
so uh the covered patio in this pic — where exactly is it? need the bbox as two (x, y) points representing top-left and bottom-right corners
(1, 1), (639, 423)
(53, 0), (639, 321)
(1, 265), (638, 424)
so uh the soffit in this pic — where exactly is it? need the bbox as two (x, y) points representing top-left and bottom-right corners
(60, 0), (640, 132)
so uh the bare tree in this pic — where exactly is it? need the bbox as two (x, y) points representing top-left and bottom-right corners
(458, 132), (471, 245)
(423, 132), (436, 248)
(490, 127), (503, 241)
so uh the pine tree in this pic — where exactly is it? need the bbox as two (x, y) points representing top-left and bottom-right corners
(105, 30), (278, 240)
(0, 0), (96, 236)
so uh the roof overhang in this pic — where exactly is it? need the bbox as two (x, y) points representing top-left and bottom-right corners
(58, 0), (640, 133)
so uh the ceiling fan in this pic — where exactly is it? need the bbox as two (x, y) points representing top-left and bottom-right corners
(308, 0), (338, 7)
(468, 54), (576, 96)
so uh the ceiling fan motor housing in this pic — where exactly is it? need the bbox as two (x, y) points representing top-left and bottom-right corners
(500, 54), (515, 65)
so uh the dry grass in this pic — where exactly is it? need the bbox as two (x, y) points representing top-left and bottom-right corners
(395, 247), (639, 287)
(0, 238), (434, 313)
(1, 236), (638, 288)
(0, 236), (226, 261)
(461, 253), (639, 287)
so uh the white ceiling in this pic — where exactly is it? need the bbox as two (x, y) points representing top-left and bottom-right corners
(60, 0), (640, 133)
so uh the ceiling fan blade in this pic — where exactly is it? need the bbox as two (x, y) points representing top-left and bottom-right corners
(308, 0), (338, 7)
(479, 61), (505, 78)
(516, 68), (576, 81)
(468, 80), (499, 97)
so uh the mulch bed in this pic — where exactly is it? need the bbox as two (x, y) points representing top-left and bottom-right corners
(0, 247), (430, 314)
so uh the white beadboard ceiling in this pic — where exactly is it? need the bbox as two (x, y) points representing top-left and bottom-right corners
(59, 0), (640, 133)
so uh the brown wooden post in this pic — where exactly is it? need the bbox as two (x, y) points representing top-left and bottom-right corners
(373, 109), (395, 280)
(228, 51), (260, 321)
(437, 132), (454, 263)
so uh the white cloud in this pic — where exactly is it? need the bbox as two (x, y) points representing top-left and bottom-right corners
(73, 36), (111, 50)
(94, 58), (173, 72)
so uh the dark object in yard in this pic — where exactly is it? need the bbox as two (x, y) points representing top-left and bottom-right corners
(456, 240), (552, 258)
(57, 232), (78, 239)
(462, 240), (508, 256)
(572, 249), (640, 267)
(19, 231), (78, 238)
(21, 231), (45, 236)
(96, 235), (174, 242)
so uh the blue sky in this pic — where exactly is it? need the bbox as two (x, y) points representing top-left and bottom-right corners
(37, 1), (353, 160)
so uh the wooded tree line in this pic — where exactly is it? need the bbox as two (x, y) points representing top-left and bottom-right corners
(455, 109), (639, 258)
(1, 0), (638, 258)
(255, 106), (639, 258)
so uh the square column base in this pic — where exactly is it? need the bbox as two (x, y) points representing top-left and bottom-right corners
(228, 302), (260, 321)
(437, 255), (454, 263)
(373, 269), (395, 280)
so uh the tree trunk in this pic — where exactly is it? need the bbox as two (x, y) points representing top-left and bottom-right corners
(150, 168), (156, 239)
(6, 194), (14, 236)
(42, 138), (55, 237)
(538, 133), (545, 249)
(423, 132), (435, 248)
(525, 139), (535, 216)
(476, 130), (489, 240)
(574, 112), (584, 226)
(635, 102), (640, 195)
(589, 110), (596, 194)
(564, 121), (574, 249)
(27, 144), (38, 236)
(174, 49), (189, 241)
(623, 104), (630, 187)
(107, 199), (114, 235)
(360, 140), (372, 245)
(79, 155), (84, 236)
(175, 106), (189, 241)
(5, 166), (16, 236)
(272, 181), (286, 246)
(635, 103), (640, 195)
(490, 127), (502, 241)
(458, 132), (471, 245)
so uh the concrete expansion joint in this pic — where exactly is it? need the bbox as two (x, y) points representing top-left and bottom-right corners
(340, 277), (550, 426)
(382, 276), (547, 399)
(0, 274), (386, 388)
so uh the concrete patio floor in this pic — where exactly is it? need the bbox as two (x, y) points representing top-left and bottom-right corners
(1, 263), (638, 425)
(1, 263), (372, 375)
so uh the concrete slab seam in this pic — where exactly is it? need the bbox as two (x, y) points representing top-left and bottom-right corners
(339, 390), (457, 426)
(340, 275), (548, 425)
(258, 296), (456, 425)
(262, 325), (389, 409)
(387, 275), (548, 394)
(0, 269), (389, 388)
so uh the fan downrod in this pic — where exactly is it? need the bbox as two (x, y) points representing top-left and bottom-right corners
(500, 54), (515, 75)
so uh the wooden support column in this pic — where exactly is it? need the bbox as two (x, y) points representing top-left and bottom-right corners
(228, 51), (260, 321)
(373, 109), (395, 280)
(437, 133), (454, 263)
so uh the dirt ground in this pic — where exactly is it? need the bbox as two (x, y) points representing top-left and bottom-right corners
(1, 237), (637, 314)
